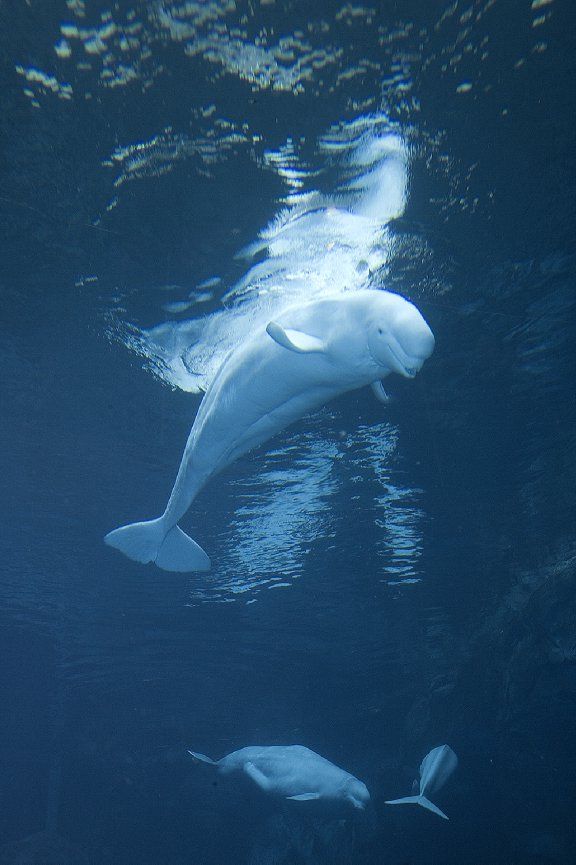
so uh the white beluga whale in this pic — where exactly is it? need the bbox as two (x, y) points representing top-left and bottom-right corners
(386, 744), (458, 820)
(105, 289), (434, 572)
(187, 744), (370, 810)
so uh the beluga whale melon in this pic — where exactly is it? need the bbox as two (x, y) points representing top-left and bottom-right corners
(105, 288), (434, 572)
(187, 744), (371, 810)
(386, 744), (458, 820)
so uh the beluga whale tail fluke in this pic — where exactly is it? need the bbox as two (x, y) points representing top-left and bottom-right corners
(187, 750), (217, 765)
(384, 794), (449, 820)
(104, 518), (211, 572)
(386, 744), (457, 821)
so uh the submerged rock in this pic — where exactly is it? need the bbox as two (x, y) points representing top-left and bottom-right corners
(402, 543), (576, 859)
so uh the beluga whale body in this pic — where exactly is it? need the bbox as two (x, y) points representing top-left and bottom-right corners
(386, 744), (458, 820)
(105, 289), (435, 572)
(187, 744), (370, 810)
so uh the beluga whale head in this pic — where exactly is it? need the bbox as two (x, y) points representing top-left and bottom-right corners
(366, 291), (435, 378)
(341, 776), (371, 810)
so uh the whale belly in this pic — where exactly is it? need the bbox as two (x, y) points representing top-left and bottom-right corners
(188, 335), (343, 478)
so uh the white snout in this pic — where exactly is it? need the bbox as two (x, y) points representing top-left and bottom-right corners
(346, 780), (371, 810)
(390, 310), (435, 377)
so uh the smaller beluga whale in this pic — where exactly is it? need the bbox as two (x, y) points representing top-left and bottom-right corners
(386, 744), (458, 820)
(105, 289), (434, 572)
(187, 745), (370, 810)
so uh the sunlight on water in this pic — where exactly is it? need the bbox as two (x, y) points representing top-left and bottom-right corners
(11, 0), (472, 605)
(16, 1), (385, 105)
(125, 113), (408, 393)
(355, 424), (425, 584)
(196, 431), (339, 601)
(188, 420), (425, 601)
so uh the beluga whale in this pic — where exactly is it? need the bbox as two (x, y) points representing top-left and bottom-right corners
(105, 289), (435, 572)
(187, 744), (370, 810)
(386, 744), (458, 820)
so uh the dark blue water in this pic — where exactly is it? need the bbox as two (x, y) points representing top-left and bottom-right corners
(1, 1), (575, 863)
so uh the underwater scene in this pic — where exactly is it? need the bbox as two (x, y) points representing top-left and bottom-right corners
(1, 0), (575, 863)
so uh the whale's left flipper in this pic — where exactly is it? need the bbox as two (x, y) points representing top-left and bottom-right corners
(371, 380), (390, 403)
(104, 518), (210, 572)
(266, 321), (326, 354)
(385, 795), (449, 820)
(287, 792), (321, 801)
(244, 761), (274, 791)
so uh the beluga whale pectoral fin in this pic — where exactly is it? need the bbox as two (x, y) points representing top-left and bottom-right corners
(244, 761), (274, 791)
(266, 321), (326, 354)
(287, 792), (321, 801)
(371, 380), (390, 403)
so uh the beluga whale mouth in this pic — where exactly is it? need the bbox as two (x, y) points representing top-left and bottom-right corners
(388, 345), (422, 378)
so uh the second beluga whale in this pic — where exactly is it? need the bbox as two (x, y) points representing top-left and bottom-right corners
(187, 744), (370, 810)
(105, 288), (434, 572)
(386, 744), (458, 820)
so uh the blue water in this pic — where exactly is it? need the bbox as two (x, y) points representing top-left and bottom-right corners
(1, 1), (575, 863)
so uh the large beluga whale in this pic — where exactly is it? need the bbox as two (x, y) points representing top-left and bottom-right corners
(187, 744), (370, 810)
(386, 744), (458, 820)
(105, 288), (434, 572)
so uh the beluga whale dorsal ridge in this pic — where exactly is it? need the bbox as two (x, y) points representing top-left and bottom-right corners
(187, 744), (371, 810)
(385, 744), (458, 820)
(105, 289), (434, 572)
